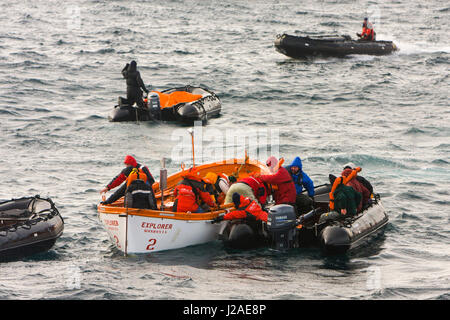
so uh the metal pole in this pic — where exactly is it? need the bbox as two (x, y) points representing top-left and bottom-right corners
(187, 128), (195, 167)
(124, 206), (128, 257)
(160, 157), (167, 211)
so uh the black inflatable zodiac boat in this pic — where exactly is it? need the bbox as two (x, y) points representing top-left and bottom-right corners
(0, 195), (64, 261)
(274, 34), (398, 58)
(109, 85), (221, 123)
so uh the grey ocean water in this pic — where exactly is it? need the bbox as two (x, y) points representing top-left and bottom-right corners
(0, 0), (449, 300)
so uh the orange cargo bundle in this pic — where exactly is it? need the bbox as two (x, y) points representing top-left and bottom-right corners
(151, 91), (203, 109)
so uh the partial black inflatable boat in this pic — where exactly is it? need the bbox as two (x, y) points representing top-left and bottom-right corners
(0, 196), (64, 261)
(109, 85), (221, 123)
(218, 184), (389, 255)
(274, 33), (398, 58)
(318, 200), (388, 254)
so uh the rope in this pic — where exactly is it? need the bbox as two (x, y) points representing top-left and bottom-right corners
(0, 196), (61, 236)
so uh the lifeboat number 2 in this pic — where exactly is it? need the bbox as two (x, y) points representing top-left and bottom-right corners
(146, 239), (157, 251)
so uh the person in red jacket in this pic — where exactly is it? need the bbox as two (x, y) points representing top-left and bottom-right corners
(341, 167), (371, 212)
(213, 193), (268, 223)
(172, 171), (216, 213)
(258, 156), (296, 205)
(357, 17), (376, 41)
(100, 155), (155, 205)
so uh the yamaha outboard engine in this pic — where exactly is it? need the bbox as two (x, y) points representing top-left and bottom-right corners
(267, 204), (297, 250)
(149, 92), (161, 120)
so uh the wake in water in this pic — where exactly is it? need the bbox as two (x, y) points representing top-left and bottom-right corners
(376, 33), (450, 55)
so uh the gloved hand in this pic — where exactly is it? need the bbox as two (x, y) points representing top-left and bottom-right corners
(211, 215), (224, 224)
(228, 175), (237, 184)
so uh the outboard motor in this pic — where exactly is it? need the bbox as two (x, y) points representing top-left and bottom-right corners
(267, 204), (297, 250)
(148, 92), (161, 120)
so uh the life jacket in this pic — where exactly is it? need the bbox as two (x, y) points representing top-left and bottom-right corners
(223, 196), (268, 222)
(329, 167), (361, 210)
(136, 163), (155, 186)
(203, 172), (230, 203)
(211, 173), (229, 204)
(362, 22), (375, 40)
(215, 173), (229, 192)
(126, 168), (147, 187)
(239, 176), (269, 205)
(172, 177), (215, 212)
(203, 172), (228, 195)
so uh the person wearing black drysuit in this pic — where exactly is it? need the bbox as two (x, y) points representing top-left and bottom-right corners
(122, 60), (149, 108)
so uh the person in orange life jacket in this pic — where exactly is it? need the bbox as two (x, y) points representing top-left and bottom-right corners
(341, 167), (371, 212)
(285, 156), (315, 216)
(330, 163), (373, 208)
(256, 156), (296, 205)
(172, 171), (216, 213)
(100, 155), (155, 205)
(357, 17), (376, 41)
(329, 166), (370, 213)
(342, 162), (374, 198)
(123, 168), (157, 209)
(223, 175), (270, 206)
(212, 193), (268, 224)
(203, 172), (230, 205)
(321, 167), (363, 223)
(320, 181), (362, 223)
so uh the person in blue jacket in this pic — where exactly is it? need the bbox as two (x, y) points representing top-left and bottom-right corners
(285, 156), (315, 216)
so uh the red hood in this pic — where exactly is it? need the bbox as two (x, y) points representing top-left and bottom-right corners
(341, 168), (353, 177)
(124, 155), (137, 167)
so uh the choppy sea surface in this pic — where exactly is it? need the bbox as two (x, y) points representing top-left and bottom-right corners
(0, 0), (449, 300)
